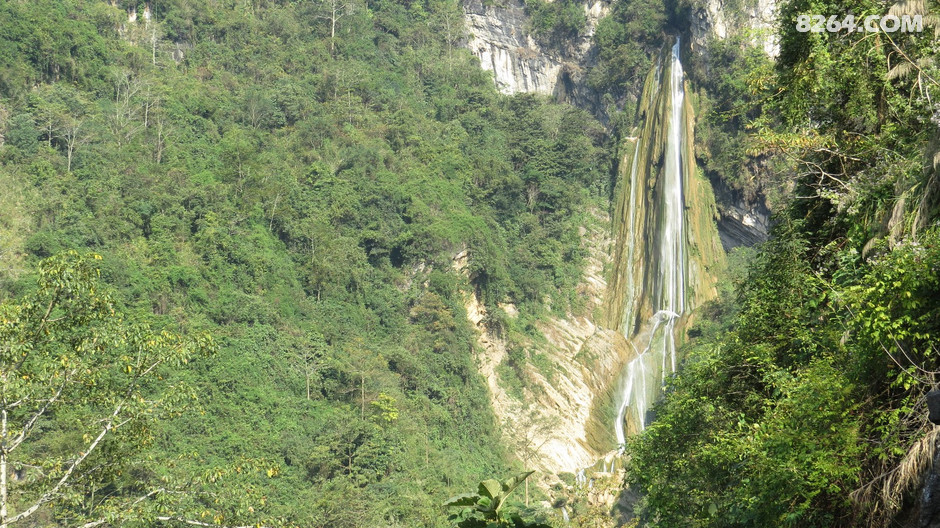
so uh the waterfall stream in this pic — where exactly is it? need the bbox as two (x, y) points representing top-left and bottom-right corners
(613, 38), (689, 446)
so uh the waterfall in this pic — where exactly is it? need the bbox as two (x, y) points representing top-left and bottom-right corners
(613, 38), (689, 446)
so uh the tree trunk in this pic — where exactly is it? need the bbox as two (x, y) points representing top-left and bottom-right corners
(269, 193), (281, 231)
(330, 6), (336, 55)
(155, 119), (165, 164)
(2, 408), (8, 524)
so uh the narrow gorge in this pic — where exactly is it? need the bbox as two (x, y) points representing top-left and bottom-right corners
(459, 0), (726, 491)
(3, 0), (938, 525)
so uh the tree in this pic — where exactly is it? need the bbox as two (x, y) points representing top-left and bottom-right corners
(108, 70), (145, 146)
(30, 85), (66, 150)
(0, 251), (214, 526)
(429, 0), (464, 68)
(0, 171), (30, 284)
(59, 113), (86, 172)
(28, 84), (94, 171)
(3, 114), (38, 154)
(315, 0), (355, 56)
(287, 329), (328, 400)
(503, 404), (558, 506)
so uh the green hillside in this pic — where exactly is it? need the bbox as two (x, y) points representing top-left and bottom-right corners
(0, 0), (608, 526)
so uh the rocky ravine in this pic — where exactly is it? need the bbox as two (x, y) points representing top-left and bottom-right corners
(454, 209), (631, 477)
(457, 0), (780, 478)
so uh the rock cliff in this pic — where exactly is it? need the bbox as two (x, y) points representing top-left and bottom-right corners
(462, 0), (609, 118)
(709, 174), (772, 251)
(455, 210), (630, 476)
(690, 0), (779, 58)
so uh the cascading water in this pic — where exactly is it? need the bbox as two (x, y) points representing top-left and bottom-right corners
(612, 38), (689, 446)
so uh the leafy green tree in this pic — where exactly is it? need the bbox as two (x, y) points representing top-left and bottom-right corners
(0, 251), (214, 526)
(29, 83), (94, 172)
(0, 170), (30, 284)
(3, 114), (38, 154)
(588, 0), (666, 100)
(525, 0), (586, 42)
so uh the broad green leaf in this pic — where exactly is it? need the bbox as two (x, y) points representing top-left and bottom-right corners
(442, 493), (480, 508)
(500, 470), (535, 495)
(478, 479), (502, 501)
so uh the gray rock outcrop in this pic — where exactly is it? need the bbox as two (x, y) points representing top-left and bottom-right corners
(462, 0), (609, 118)
(690, 0), (779, 58)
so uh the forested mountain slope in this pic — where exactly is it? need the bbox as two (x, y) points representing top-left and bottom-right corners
(0, 0), (609, 526)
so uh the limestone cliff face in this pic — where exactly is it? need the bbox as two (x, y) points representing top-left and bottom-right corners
(688, 0), (777, 249)
(455, 210), (631, 477)
(462, 0), (609, 118)
(690, 0), (779, 57)
(708, 174), (771, 251)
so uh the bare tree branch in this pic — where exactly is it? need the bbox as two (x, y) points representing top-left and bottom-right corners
(3, 402), (125, 526)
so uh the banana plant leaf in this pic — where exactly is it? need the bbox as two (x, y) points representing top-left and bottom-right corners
(443, 493), (481, 508)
